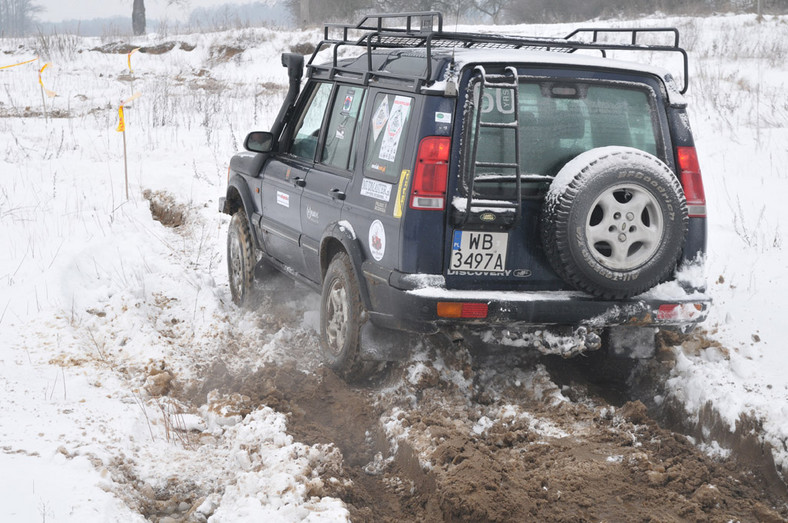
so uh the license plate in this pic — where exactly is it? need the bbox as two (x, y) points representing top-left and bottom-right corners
(450, 230), (508, 272)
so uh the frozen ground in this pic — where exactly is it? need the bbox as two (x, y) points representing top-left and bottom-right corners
(0, 13), (786, 520)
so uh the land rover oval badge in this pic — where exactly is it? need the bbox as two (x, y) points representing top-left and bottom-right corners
(480, 212), (496, 222)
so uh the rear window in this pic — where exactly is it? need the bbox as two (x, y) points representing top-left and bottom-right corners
(463, 79), (660, 197)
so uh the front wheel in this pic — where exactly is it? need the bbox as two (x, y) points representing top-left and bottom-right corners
(227, 210), (255, 306)
(319, 252), (374, 382)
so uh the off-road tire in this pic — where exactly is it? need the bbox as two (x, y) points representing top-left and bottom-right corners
(541, 147), (688, 299)
(320, 252), (376, 382)
(227, 209), (256, 306)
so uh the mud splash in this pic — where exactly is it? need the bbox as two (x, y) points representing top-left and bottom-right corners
(205, 334), (787, 522)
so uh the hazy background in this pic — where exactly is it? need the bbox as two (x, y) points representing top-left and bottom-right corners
(2, 0), (786, 38)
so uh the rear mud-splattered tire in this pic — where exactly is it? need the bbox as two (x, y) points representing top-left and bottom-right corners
(227, 210), (256, 306)
(320, 252), (377, 382)
(541, 147), (688, 299)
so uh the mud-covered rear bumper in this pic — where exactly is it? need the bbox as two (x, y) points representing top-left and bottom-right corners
(361, 262), (709, 334)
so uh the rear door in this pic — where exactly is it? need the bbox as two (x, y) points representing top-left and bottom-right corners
(341, 90), (419, 271)
(447, 69), (666, 291)
(261, 81), (332, 276)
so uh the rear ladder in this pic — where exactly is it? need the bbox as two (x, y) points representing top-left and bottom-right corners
(462, 65), (522, 227)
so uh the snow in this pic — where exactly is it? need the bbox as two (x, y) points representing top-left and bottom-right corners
(0, 13), (787, 519)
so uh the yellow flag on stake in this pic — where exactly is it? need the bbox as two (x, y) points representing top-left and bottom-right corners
(128, 48), (141, 73)
(0, 56), (38, 70)
(116, 92), (141, 132)
(116, 106), (125, 132)
(38, 63), (57, 97)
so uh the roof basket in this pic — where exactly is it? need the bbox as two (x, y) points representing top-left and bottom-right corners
(306, 12), (689, 94)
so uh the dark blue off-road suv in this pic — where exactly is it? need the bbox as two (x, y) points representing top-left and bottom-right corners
(220, 12), (709, 380)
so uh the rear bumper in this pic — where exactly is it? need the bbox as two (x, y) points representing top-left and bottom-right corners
(362, 262), (709, 334)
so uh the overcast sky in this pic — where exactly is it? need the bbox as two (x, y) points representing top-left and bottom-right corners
(35, 0), (232, 23)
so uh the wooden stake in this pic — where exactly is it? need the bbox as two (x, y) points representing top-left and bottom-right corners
(39, 84), (48, 124)
(122, 127), (129, 200)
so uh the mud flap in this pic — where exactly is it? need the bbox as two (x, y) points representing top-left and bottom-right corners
(359, 322), (412, 361)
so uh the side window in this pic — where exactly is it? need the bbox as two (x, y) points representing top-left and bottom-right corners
(290, 82), (332, 161)
(321, 85), (366, 171)
(363, 93), (414, 183)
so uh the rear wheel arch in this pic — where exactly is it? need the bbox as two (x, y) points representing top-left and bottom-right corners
(320, 224), (373, 310)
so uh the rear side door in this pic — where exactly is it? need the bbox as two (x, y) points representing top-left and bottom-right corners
(341, 90), (419, 272)
(300, 84), (367, 282)
(260, 81), (332, 275)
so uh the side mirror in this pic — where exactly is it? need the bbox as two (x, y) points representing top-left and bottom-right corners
(244, 131), (274, 153)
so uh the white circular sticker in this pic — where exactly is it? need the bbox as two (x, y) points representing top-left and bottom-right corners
(369, 220), (386, 261)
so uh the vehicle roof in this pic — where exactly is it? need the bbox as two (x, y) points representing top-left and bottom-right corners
(316, 46), (684, 104)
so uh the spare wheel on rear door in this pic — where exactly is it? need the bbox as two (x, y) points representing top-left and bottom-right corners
(540, 146), (688, 299)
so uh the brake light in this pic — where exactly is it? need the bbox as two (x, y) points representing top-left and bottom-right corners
(410, 136), (451, 210)
(437, 302), (488, 319)
(676, 147), (706, 218)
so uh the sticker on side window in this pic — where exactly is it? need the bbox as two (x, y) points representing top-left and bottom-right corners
(379, 96), (411, 162)
(371, 96), (389, 141)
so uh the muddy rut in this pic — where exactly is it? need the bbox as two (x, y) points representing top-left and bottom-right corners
(202, 333), (788, 522)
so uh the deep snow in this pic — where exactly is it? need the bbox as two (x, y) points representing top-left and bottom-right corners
(1, 13), (787, 520)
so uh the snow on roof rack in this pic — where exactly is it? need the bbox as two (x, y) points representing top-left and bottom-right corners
(305, 12), (690, 94)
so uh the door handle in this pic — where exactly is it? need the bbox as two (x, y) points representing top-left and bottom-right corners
(293, 177), (306, 188)
(330, 188), (346, 201)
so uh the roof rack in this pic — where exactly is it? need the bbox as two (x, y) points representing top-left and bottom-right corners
(306, 12), (689, 94)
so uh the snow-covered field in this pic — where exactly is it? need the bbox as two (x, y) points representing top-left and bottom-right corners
(0, 13), (786, 520)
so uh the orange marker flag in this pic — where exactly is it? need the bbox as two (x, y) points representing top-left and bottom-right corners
(127, 48), (141, 73)
(116, 92), (141, 132)
(116, 106), (126, 132)
(0, 56), (38, 70)
(38, 63), (57, 97)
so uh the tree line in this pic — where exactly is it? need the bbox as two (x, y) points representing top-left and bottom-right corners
(0, 0), (39, 36)
(290, 0), (788, 25)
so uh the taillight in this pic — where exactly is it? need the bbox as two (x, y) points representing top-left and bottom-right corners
(437, 302), (488, 318)
(657, 303), (703, 321)
(410, 136), (451, 210)
(676, 147), (706, 218)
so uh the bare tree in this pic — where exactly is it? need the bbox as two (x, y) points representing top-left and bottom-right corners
(132, 0), (145, 35)
(131, 0), (186, 36)
(0, 0), (40, 36)
(470, 0), (509, 23)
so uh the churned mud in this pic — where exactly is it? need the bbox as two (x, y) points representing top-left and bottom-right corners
(211, 334), (787, 522)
